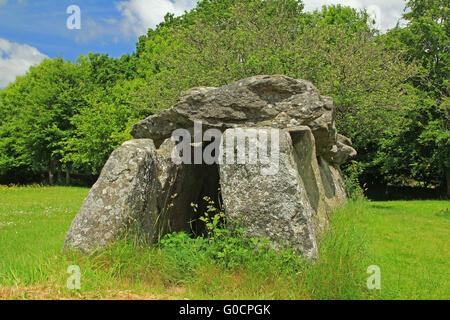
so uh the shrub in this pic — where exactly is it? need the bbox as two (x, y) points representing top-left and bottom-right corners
(343, 160), (365, 200)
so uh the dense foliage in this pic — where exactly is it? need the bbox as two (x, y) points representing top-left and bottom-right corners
(0, 0), (448, 196)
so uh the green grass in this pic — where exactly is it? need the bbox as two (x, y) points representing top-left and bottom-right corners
(0, 185), (88, 286)
(0, 185), (448, 299)
(361, 201), (449, 299)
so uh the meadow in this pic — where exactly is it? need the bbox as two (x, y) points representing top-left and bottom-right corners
(0, 185), (448, 300)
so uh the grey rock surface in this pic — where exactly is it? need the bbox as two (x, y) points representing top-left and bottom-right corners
(332, 134), (358, 165)
(219, 128), (320, 258)
(63, 140), (160, 253)
(218, 126), (350, 258)
(63, 139), (218, 253)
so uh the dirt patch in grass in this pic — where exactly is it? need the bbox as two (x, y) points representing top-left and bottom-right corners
(0, 285), (184, 300)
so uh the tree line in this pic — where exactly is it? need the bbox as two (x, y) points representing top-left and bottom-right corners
(0, 0), (448, 196)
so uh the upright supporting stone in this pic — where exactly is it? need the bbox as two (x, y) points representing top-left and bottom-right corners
(218, 128), (320, 259)
(64, 138), (222, 253)
(289, 126), (347, 231)
(63, 139), (160, 253)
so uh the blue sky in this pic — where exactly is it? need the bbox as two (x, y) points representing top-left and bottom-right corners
(0, 0), (407, 88)
(0, 0), (157, 61)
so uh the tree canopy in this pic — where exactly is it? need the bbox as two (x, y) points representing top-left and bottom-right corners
(0, 0), (448, 196)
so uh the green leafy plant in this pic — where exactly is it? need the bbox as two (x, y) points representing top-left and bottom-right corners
(343, 160), (365, 200)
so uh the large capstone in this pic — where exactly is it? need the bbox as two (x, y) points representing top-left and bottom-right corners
(64, 75), (356, 257)
(131, 75), (337, 156)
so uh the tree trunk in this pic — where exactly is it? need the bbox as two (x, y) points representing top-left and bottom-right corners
(48, 160), (55, 185)
(65, 166), (71, 186)
(445, 166), (450, 198)
(57, 165), (63, 185)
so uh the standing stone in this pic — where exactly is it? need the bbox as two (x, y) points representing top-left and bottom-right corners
(218, 128), (320, 259)
(289, 126), (347, 230)
(63, 139), (160, 253)
(218, 126), (352, 258)
(289, 126), (331, 231)
(64, 138), (221, 253)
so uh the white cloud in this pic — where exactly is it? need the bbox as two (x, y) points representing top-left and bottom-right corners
(116, 0), (406, 36)
(0, 38), (48, 88)
(116, 0), (197, 36)
(303, 0), (407, 32)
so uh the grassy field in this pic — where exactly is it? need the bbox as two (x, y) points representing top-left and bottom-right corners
(0, 185), (448, 300)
